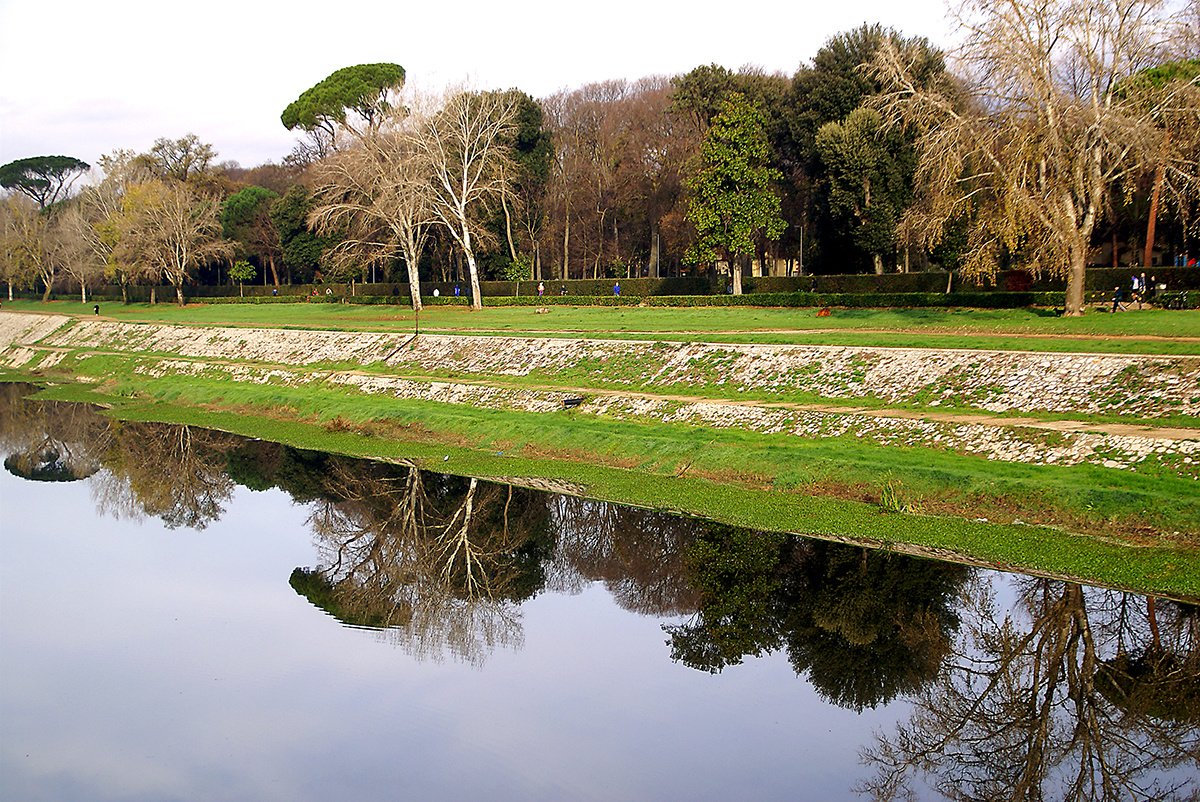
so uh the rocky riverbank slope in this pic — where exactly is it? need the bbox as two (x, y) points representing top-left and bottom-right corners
(3, 311), (1199, 479)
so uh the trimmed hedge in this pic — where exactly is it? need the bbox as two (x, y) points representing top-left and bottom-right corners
(347, 291), (1065, 309)
(35, 265), (1200, 307)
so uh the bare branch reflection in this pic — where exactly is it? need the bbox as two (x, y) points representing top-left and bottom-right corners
(279, 453), (552, 667)
(0, 384), (109, 482)
(858, 578), (1200, 801)
(548, 495), (701, 616)
(92, 421), (238, 529)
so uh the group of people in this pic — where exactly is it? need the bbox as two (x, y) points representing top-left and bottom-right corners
(535, 282), (571, 297)
(1113, 272), (1162, 311)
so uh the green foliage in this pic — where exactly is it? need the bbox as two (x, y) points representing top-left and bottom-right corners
(669, 63), (739, 131)
(0, 155), (90, 208)
(685, 94), (785, 267)
(789, 25), (946, 272)
(269, 184), (330, 283)
(815, 107), (916, 269)
(281, 63), (406, 136)
(229, 260), (256, 285)
(1118, 59), (1200, 97)
(497, 254), (533, 282)
(666, 530), (969, 711)
(788, 24), (945, 153)
(666, 525), (789, 672)
(289, 567), (409, 629)
(222, 186), (278, 239)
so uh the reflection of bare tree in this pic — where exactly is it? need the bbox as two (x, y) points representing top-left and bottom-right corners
(0, 387), (239, 530)
(92, 421), (238, 529)
(297, 458), (552, 667)
(0, 384), (110, 482)
(548, 495), (701, 616)
(859, 577), (1200, 801)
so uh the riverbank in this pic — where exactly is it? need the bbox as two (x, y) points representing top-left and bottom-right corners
(4, 310), (1199, 475)
(3, 307), (1200, 599)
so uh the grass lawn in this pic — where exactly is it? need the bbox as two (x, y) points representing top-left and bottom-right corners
(9, 298), (1200, 355)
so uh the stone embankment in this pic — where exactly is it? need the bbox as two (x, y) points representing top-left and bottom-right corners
(3, 311), (1199, 478)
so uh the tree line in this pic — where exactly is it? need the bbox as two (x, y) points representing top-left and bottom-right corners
(2, 0), (1198, 314)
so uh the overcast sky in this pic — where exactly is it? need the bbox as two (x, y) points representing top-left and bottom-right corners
(0, 0), (956, 172)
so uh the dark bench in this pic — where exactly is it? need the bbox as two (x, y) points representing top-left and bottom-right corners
(561, 397), (584, 409)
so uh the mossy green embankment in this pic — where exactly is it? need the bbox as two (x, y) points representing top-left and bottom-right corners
(5, 304), (1200, 598)
(21, 369), (1200, 602)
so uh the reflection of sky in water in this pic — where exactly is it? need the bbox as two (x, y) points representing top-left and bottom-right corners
(1, 470), (904, 801)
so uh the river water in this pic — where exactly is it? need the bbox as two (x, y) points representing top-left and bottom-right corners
(1, 386), (1196, 801)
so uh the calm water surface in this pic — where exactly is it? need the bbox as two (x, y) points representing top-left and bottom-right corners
(1, 388), (1196, 801)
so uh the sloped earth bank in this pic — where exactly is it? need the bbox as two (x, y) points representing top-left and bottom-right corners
(7, 309), (1200, 599)
(4, 311), (1199, 479)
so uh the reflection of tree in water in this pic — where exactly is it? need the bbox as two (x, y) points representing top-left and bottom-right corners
(666, 526), (969, 712)
(0, 385), (239, 528)
(0, 383), (109, 482)
(310, 462), (554, 666)
(858, 578), (1200, 801)
(231, 441), (555, 666)
(546, 495), (701, 616)
(92, 421), (239, 529)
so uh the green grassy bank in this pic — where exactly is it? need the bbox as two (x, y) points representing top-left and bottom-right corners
(18, 375), (1200, 602)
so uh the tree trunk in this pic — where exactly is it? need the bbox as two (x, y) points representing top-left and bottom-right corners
(1064, 248), (1087, 316)
(268, 255), (280, 287)
(407, 260), (422, 312)
(463, 224), (482, 311)
(502, 191), (516, 261)
(650, 230), (660, 278)
(1144, 159), (1164, 271)
(121, 283), (128, 304)
(174, 282), (185, 307)
(562, 214), (570, 280)
(733, 257), (743, 295)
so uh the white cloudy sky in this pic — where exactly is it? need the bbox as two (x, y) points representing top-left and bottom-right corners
(0, 0), (956, 171)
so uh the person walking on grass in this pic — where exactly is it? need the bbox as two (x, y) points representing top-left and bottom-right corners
(1113, 286), (1127, 312)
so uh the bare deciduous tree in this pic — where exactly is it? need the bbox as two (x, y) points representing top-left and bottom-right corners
(116, 180), (234, 306)
(419, 88), (518, 310)
(0, 196), (44, 300)
(308, 98), (436, 310)
(51, 206), (105, 303)
(305, 463), (544, 666)
(859, 577), (1200, 801)
(873, 0), (1199, 315)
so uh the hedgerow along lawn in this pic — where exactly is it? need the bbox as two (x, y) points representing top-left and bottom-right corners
(12, 299), (1200, 356)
